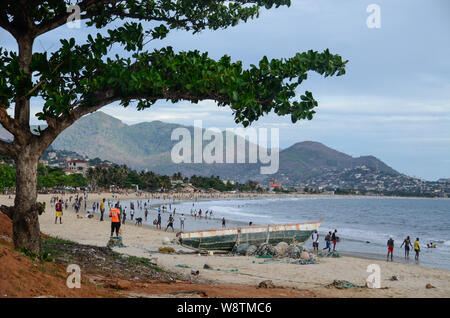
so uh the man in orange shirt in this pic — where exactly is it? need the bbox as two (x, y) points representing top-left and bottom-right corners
(109, 203), (121, 237)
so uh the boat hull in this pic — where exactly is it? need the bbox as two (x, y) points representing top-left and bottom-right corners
(179, 221), (322, 251)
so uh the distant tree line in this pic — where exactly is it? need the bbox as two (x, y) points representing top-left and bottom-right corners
(86, 165), (262, 193)
(0, 163), (87, 190)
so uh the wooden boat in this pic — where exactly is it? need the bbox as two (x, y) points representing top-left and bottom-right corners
(178, 219), (322, 251)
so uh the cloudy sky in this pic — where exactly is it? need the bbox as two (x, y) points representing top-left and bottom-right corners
(1, 0), (449, 180)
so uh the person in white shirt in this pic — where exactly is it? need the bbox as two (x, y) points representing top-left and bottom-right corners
(180, 214), (185, 230)
(312, 230), (319, 251)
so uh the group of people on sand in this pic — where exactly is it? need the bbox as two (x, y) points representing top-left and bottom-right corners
(310, 229), (339, 253)
(309, 229), (424, 264)
(387, 236), (422, 262)
(311, 229), (339, 253)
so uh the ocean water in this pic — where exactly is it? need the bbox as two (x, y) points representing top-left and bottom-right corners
(116, 196), (450, 271)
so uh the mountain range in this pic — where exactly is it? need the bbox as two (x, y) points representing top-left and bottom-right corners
(0, 111), (401, 184)
(43, 111), (400, 185)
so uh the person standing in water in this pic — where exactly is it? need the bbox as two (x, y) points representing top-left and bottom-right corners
(414, 238), (421, 261)
(400, 236), (413, 259)
(180, 214), (185, 230)
(387, 237), (394, 261)
(222, 217), (226, 228)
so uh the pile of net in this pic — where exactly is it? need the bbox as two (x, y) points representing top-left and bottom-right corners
(233, 242), (317, 264)
(326, 280), (366, 289)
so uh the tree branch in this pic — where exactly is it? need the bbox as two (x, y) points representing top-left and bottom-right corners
(0, 107), (21, 136)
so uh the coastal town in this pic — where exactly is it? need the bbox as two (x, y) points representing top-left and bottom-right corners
(6, 147), (444, 198)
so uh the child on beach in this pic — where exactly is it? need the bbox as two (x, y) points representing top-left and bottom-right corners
(55, 199), (63, 224)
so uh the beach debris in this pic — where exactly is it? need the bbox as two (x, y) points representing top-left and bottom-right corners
(258, 280), (275, 289)
(326, 280), (366, 289)
(426, 283), (435, 289)
(274, 242), (289, 256)
(300, 251), (310, 260)
(158, 246), (175, 253)
(162, 237), (171, 245)
(175, 264), (191, 268)
(107, 236), (124, 248)
(190, 269), (200, 276)
(115, 261), (126, 266)
(389, 275), (399, 281)
(317, 251), (341, 258)
(203, 264), (213, 269)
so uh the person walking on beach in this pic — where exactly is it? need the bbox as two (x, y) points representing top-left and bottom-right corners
(180, 214), (185, 230)
(144, 208), (148, 221)
(400, 236), (413, 259)
(312, 230), (319, 251)
(109, 203), (121, 237)
(323, 231), (332, 252)
(100, 198), (105, 221)
(166, 214), (175, 232)
(387, 237), (394, 261)
(222, 217), (226, 228)
(331, 229), (338, 251)
(122, 208), (127, 224)
(157, 213), (162, 230)
(414, 238), (421, 261)
(55, 199), (63, 224)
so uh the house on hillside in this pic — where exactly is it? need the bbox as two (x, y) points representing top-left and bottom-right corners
(66, 159), (90, 175)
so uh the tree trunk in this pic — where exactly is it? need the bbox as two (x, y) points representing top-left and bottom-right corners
(12, 150), (42, 254)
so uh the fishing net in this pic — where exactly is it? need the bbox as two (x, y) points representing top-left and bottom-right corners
(326, 280), (366, 289)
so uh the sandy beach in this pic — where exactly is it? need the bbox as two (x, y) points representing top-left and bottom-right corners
(1, 192), (449, 298)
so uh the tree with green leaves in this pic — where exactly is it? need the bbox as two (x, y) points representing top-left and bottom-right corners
(0, 0), (346, 254)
